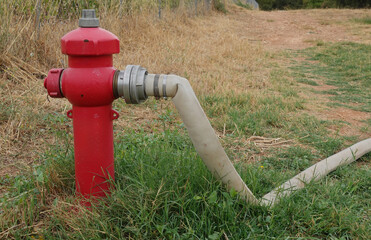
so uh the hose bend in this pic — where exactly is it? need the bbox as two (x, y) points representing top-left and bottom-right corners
(115, 68), (371, 207)
(144, 74), (371, 207)
(145, 74), (259, 204)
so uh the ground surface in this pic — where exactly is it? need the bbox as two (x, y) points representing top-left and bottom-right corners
(235, 8), (371, 50)
(231, 7), (371, 138)
(1, 5), (370, 239)
(1, 7), (370, 179)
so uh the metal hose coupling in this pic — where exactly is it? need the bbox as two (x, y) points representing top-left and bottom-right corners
(113, 65), (148, 104)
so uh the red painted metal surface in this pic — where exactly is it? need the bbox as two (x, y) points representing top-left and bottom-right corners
(61, 27), (119, 56)
(44, 25), (120, 200)
(44, 68), (64, 98)
(72, 105), (115, 198)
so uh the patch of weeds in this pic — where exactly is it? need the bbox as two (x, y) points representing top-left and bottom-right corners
(368, 118), (371, 126)
(213, 0), (227, 13)
(297, 78), (319, 86)
(353, 16), (371, 24)
(0, 126), (74, 237)
(235, 0), (253, 9)
(0, 100), (13, 123)
(263, 146), (317, 172)
(292, 42), (371, 113)
(316, 40), (325, 46)
(1, 169), (46, 235)
(227, 105), (283, 136)
(304, 39), (325, 46)
(287, 113), (345, 155)
(238, 161), (290, 198)
(42, 140), (75, 194)
(359, 118), (371, 133)
(327, 100), (370, 113)
(207, 93), (297, 136)
(279, 85), (299, 97)
(201, 90), (345, 158)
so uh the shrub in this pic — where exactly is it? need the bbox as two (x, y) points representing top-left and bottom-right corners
(213, 0), (227, 13)
(256, 0), (370, 10)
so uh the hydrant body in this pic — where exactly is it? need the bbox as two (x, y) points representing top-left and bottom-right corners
(45, 11), (120, 199)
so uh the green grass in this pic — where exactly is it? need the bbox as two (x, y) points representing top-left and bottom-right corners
(235, 0), (253, 10)
(291, 42), (371, 113)
(296, 78), (319, 86)
(1, 128), (370, 239)
(353, 16), (371, 25)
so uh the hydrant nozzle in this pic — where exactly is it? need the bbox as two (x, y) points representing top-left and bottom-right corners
(44, 68), (64, 98)
(113, 65), (148, 104)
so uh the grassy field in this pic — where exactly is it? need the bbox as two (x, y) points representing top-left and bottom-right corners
(1, 1), (370, 239)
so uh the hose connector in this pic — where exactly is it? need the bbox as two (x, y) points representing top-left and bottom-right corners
(113, 65), (148, 104)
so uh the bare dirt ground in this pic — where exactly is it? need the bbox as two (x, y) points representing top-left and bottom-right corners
(231, 7), (371, 50)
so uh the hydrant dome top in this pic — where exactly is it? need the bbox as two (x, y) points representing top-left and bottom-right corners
(61, 27), (120, 56)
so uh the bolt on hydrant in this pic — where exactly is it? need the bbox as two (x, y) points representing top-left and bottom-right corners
(44, 10), (148, 200)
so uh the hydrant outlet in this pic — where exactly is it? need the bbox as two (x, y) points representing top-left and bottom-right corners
(44, 68), (64, 98)
(113, 65), (148, 104)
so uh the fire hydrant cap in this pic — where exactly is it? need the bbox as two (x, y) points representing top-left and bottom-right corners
(79, 9), (99, 28)
(45, 68), (64, 98)
(61, 9), (119, 56)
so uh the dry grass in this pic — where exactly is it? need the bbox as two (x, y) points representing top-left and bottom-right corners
(0, 5), (270, 177)
(2, 3), (368, 179)
(1, 4), (370, 238)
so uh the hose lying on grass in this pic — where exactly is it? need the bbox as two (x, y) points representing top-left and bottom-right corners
(143, 74), (371, 207)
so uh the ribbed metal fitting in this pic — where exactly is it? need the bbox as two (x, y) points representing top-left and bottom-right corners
(114, 65), (148, 104)
(79, 9), (99, 28)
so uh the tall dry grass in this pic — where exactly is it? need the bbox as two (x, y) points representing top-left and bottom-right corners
(0, 2), (269, 178)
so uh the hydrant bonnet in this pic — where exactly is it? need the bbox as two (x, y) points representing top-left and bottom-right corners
(61, 10), (119, 56)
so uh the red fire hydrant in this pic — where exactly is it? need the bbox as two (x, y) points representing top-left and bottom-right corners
(44, 10), (120, 199)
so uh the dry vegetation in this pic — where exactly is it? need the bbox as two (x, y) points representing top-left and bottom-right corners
(1, 3), (370, 179)
(1, 1), (370, 238)
(0, 4), (269, 179)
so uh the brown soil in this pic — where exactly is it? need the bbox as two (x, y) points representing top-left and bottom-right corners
(297, 84), (371, 139)
(320, 107), (370, 137)
(230, 7), (371, 50)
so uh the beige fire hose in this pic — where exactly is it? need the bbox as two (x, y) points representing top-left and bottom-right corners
(115, 69), (371, 207)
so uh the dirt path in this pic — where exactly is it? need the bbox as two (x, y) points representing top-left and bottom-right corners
(230, 7), (371, 50)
